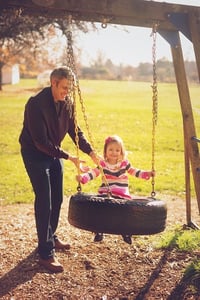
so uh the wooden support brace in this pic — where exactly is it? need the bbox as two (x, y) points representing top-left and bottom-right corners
(170, 31), (200, 214)
(189, 12), (200, 82)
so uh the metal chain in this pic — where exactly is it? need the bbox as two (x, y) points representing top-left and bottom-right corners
(66, 29), (82, 192)
(151, 23), (158, 198)
(76, 84), (112, 196)
(66, 21), (111, 195)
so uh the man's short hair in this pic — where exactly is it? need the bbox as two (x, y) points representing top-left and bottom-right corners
(50, 66), (75, 82)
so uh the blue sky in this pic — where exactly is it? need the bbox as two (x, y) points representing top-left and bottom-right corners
(77, 0), (200, 66)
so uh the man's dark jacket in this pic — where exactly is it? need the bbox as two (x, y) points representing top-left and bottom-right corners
(19, 87), (92, 159)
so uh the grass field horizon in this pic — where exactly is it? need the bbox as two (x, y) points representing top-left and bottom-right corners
(0, 78), (200, 205)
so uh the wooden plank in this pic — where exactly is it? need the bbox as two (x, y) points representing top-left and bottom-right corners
(1, 0), (200, 31)
(171, 31), (200, 212)
(189, 12), (200, 81)
(184, 120), (191, 225)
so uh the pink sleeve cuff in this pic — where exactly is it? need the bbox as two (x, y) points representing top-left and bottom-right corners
(81, 175), (90, 184)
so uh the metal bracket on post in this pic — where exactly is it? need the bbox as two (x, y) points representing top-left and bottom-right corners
(158, 29), (179, 48)
(191, 136), (200, 143)
(167, 12), (192, 42)
(191, 137), (200, 175)
(185, 221), (200, 230)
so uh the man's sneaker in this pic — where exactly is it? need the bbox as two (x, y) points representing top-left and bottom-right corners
(38, 256), (64, 273)
(54, 238), (70, 250)
(122, 235), (132, 245)
(94, 233), (103, 242)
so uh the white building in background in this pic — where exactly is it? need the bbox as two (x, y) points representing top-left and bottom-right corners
(2, 64), (20, 84)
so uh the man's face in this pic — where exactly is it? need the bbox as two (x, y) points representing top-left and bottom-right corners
(51, 78), (70, 101)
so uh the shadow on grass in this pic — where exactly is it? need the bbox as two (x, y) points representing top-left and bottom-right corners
(133, 249), (170, 300)
(167, 260), (200, 300)
(0, 229), (199, 299)
(133, 228), (200, 300)
(0, 248), (43, 298)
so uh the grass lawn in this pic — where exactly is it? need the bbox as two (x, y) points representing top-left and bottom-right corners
(0, 79), (200, 204)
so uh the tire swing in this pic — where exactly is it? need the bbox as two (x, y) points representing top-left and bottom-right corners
(67, 22), (167, 237)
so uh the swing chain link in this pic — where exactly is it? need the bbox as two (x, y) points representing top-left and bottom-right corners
(66, 18), (111, 196)
(151, 23), (158, 198)
(66, 20), (82, 192)
(76, 81), (112, 196)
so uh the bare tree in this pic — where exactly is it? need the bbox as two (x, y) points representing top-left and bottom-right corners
(0, 6), (92, 89)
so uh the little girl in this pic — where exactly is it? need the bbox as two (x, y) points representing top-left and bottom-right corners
(76, 135), (155, 244)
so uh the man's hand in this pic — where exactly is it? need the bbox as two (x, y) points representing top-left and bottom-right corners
(68, 155), (89, 172)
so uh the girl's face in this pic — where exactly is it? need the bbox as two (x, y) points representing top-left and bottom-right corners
(105, 142), (122, 164)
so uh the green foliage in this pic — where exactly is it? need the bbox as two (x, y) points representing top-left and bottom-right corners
(182, 260), (200, 297)
(0, 79), (200, 204)
(178, 230), (200, 251)
(154, 225), (200, 251)
(184, 260), (200, 279)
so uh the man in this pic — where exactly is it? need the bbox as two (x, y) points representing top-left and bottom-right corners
(19, 67), (96, 273)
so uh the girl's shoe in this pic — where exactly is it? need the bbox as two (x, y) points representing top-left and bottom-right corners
(122, 235), (132, 245)
(94, 233), (103, 242)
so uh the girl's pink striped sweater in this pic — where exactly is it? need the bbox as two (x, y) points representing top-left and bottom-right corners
(80, 159), (151, 199)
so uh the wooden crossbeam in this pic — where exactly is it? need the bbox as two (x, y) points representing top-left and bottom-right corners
(0, 0), (200, 31)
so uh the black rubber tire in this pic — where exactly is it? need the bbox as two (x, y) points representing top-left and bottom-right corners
(68, 193), (167, 235)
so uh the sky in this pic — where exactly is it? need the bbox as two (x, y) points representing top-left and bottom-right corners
(77, 0), (200, 67)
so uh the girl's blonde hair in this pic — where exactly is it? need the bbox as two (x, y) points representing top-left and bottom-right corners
(103, 135), (126, 160)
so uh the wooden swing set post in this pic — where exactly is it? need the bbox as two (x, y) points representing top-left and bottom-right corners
(184, 120), (191, 226)
(156, 29), (200, 228)
(170, 33), (200, 229)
